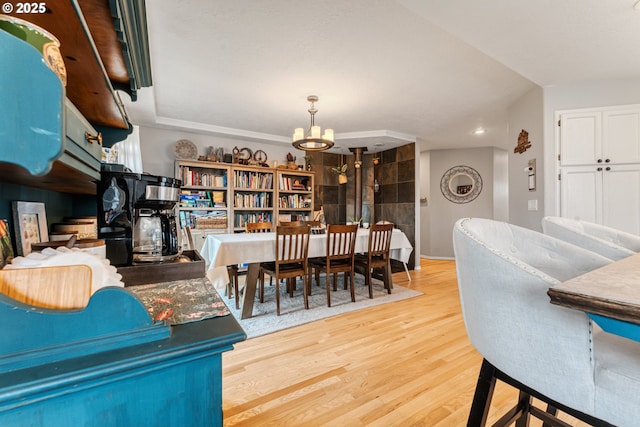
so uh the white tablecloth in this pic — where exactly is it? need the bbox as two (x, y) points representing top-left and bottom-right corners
(200, 229), (413, 290)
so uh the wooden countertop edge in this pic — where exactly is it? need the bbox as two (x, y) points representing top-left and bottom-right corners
(548, 287), (640, 325)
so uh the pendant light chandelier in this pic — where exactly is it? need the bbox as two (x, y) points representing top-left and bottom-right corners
(292, 95), (334, 151)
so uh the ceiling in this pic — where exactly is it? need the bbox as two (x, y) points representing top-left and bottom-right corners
(122, 0), (640, 154)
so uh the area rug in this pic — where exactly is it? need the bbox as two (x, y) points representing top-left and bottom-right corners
(227, 275), (422, 338)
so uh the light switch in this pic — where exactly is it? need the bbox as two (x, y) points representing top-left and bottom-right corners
(528, 199), (538, 211)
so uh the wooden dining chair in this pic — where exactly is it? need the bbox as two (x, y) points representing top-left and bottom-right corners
(227, 221), (273, 309)
(259, 225), (311, 315)
(354, 223), (394, 298)
(309, 224), (358, 307)
(279, 220), (305, 226)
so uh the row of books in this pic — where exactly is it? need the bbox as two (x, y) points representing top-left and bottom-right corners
(278, 175), (309, 191)
(234, 193), (272, 208)
(233, 170), (273, 189)
(179, 191), (226, 208)
(278, 195), (312, 209)
(234, 212), (273, 228)
(179, 167), (227, 187)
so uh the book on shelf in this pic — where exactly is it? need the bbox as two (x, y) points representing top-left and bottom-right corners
(179, 166), (227, 187)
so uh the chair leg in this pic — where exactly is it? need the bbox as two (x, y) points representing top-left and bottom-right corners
(343, 272), (348, 290)
(332, 272), (338, 291)
(325, 269), (331, 307)
(275, 278), (281, 316)
(302, 274), (309, 310)
(259, 270), (265, 303)
(307, 267), (313, 296)
(366, 268), (373, 299)
(349, 270), (355, 302)
(234, 274), (240, 309)
(468, 358), (497, 427)
(384, 260), (393, 294)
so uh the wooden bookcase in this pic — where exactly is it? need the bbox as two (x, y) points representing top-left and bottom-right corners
(231, 165), (275, 231)
(275, 169), (315, 223)
(175, 162), (316, 240)
(175, 160), (231, 232)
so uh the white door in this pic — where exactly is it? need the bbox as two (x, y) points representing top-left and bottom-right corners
(603, 109), (640, 164)
(560, 111), (601, 166)
(560, 165), (602, 224)
(602, 164), (640, 234)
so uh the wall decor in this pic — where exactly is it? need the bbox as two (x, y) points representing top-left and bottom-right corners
(514, 129), (532, 154)
(12, 201), (48, 256)
(440, 165), (483, 204)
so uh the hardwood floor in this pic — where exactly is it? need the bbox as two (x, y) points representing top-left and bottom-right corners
(222, 258), (586, 426)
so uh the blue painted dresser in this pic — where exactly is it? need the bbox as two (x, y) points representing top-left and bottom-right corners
(0, 286), (245, 426)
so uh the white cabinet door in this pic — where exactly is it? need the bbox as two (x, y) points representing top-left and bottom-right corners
(560, 166), (602, 224)
(602, 164), (640, 234)
(560, 111), (601, 166)
(603, 109), (640, 164)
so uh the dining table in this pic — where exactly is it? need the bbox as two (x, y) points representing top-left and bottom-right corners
(200, 228), (414, 319)
(548, 252), (640, 342)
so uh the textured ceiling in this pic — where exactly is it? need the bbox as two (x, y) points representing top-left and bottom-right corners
(122, 0), (640, 153)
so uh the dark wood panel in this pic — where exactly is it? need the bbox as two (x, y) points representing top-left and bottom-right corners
(0, 162), (96, 195)
(24, 1), (129, 129)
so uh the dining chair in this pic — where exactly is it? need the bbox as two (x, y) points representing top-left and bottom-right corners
(453, 217), (640, 426)
(354, 223), (394, 298)
(542, 216), (640, 261)
(227, 221), (273, 309)
(279, 220), (305, 226)
(308, 224), (358, 307)
(259, 225), (311, 316)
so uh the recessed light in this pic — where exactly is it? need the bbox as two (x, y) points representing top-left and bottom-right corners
(473, 128), (486, 135)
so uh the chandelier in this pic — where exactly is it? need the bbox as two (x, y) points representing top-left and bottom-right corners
(292, 95), (334, 151)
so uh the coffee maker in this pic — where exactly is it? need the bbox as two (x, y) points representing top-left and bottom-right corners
(97, 169), (181, 266)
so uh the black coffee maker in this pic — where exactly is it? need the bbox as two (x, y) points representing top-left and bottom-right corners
(97, 170), (181, 266)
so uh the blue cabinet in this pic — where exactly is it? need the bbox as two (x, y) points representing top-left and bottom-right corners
(0, 286), (245, 427)
(0, 29), (102, 194)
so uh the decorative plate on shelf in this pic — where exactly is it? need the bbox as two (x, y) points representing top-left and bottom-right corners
(173, 139), (198, 159)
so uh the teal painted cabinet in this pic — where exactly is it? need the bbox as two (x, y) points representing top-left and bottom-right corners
(0, 287), (245, 426)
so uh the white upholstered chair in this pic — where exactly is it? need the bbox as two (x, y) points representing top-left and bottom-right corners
(453, 217), (640, 426)
(542, 216), (640, 261)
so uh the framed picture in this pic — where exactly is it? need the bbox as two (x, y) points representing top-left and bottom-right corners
(0, 219), (14, 268)
(12, 201), (48, 256)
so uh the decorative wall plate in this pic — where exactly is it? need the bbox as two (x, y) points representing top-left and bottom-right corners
(173, 139), (198, 159)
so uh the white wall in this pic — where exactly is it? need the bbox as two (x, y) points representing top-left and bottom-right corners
(137, 125), (302, 178)
(542, 78), (640, 217)
(425, 147), (506, 258)
(507, 86), (544, 231)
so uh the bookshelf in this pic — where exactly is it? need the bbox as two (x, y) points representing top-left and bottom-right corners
(231, 165), (275, 231)
(275, 169), (314, 224)
(175, 162), (316, 240)
(175, 160), (231, 240)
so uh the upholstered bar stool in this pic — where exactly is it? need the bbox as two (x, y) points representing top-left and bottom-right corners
(542, 216), (640, 261)
(453, 217), (640, 426)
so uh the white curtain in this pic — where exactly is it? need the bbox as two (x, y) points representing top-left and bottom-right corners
(112, 125), (143, 173)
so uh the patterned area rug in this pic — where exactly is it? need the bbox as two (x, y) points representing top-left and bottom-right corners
(228, 274), (422, 338)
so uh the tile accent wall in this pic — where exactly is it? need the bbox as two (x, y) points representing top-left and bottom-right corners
(308, 142), (416, 270)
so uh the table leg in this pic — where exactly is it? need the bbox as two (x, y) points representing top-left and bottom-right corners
(240, 263), (260, 319)
(403, 262), (411, 281)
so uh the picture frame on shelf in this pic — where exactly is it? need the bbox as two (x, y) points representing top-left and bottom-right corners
(0, 219), (14, 268)
(12, 201), (48, 256)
